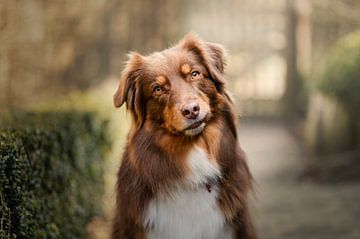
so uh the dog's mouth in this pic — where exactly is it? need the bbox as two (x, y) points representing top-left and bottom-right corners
(184, 119), (206, 136)
(186, 120), (204, 130)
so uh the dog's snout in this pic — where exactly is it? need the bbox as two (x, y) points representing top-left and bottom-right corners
(181, 102), (200, 119)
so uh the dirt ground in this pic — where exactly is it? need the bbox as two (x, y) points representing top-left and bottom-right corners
(240, 120), (360, 239)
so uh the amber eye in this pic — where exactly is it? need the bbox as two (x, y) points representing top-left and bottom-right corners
(191, 71), (200, 78)
(153, 86), (162, 93)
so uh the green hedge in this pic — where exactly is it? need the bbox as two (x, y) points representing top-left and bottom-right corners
(317, 31), (360, 108)
(0, 111), (109, 238)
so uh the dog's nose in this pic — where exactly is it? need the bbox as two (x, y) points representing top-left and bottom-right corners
(181, 102), (200, 119)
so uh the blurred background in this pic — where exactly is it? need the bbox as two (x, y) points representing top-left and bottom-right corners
(1, 0), (360, 238)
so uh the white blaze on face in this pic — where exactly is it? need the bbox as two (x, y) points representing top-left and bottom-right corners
(144, 147), (232, 239)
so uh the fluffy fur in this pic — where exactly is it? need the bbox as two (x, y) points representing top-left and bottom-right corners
(112, 33), (256, 239)
(144, 147), (229, 239)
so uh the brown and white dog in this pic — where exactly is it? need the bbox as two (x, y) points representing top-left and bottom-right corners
(112, 34), (256, 239)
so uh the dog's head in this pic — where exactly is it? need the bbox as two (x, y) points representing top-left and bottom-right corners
(114, 34), (227, 137)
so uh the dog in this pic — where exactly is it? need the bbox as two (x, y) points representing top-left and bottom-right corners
(112, 34), (256, 239)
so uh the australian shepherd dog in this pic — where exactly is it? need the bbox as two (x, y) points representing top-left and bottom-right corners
(112, 34), (256, 239)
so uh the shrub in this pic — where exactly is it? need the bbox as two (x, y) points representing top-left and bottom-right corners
(0, 111), (109, 238)
(306, 31), (360, 158)
(317, 31), (360, 108)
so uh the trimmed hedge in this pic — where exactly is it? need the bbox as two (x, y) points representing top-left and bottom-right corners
(0, 111), (109, 238)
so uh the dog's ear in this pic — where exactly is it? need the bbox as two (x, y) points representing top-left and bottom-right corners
(114, 52), (146, 127)
(180, 33), (226, 92)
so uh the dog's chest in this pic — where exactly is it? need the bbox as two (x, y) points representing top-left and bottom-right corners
(144, 147), (232, 239)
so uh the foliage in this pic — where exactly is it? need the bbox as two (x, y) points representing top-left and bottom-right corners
(0, 111), (109, 238)
(317, 31), (360, 108)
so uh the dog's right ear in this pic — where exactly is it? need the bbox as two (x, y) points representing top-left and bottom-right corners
(114, 52), (147, 128)
(114, 52), (144, 108)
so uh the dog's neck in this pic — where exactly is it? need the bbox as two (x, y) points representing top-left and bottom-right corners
(126, 117), (224, 192)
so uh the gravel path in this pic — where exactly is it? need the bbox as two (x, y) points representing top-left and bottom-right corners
(239, 120), (360, 239)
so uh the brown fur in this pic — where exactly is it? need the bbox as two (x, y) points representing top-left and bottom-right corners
(112, 33), (256, 239)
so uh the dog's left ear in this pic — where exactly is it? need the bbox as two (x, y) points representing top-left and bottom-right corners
(180, 33), (226, 92)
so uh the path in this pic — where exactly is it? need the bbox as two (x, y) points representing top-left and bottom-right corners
(239, 120), (360, 239)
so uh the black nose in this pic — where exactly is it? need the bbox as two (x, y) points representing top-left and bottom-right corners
(181, 102), (200, 119)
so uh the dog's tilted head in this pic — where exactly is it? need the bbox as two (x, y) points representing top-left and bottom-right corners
(114, 34), (227, 137)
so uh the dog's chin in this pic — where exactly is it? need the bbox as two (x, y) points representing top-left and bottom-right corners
(184, 122), (206, 136)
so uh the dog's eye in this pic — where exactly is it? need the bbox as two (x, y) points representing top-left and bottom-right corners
(191, 71), (200, 78)
(153, 86), (162, 93)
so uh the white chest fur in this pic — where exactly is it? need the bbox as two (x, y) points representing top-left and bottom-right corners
(144, 147), (232, 239)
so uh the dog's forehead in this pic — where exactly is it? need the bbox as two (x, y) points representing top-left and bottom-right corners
(145, 47), (197, 76)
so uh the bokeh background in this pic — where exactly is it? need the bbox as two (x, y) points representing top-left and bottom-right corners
(1, 0), (360, 238)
